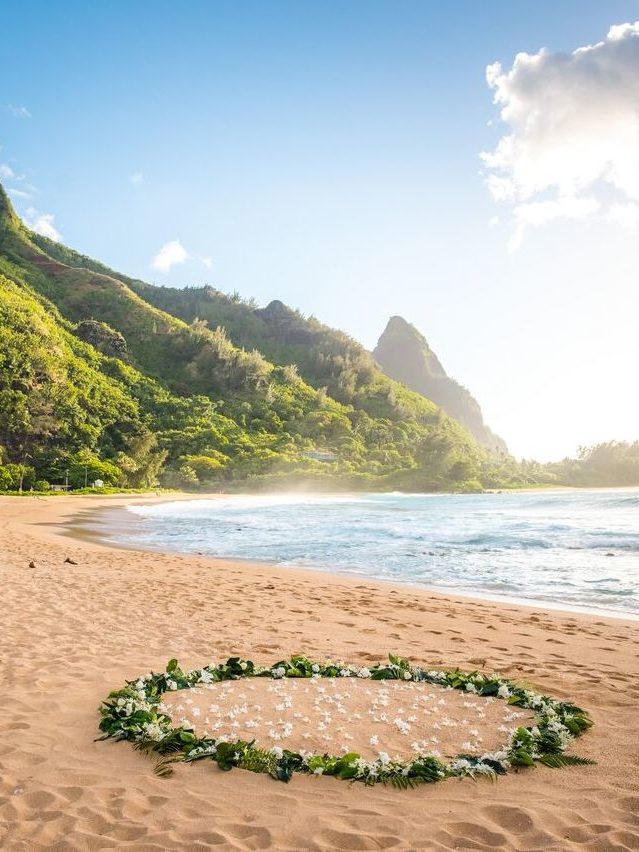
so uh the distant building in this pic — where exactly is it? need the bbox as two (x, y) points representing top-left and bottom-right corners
(303, 449), (337, 462)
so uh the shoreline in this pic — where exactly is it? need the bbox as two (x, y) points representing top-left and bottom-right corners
(69, 492), (639, 625)
(1, 493), (638, 849)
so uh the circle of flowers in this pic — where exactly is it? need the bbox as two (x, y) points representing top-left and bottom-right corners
(98, 653), (594, 787)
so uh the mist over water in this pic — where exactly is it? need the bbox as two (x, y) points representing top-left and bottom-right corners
(122, 490), (639, 617)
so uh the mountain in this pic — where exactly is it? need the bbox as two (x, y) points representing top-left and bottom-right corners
(0, 182), (500, 491)
(373, 316), (507, 452)
(110, 284), (429, 423)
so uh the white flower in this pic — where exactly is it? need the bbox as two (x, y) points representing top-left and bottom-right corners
(271, 667), (286, 679)
(167, 679), (178, 691)
(480, 750), (509, 768)
(394, 717), (411, 735)
(313, 766), (324, 775)
(403, 671), (412, 681)
(377, 751), (391, 766)
(357, 667), (371, 678)
(270, 746), (284, 758)
(144, 722), (165, 742)
(497, 684), (510, 700)
(369, 735), (379, 746)
(311, 664), (320, 673)
(465, 683), (477, 693)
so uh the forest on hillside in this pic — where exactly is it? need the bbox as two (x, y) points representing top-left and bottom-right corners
(0, 185), (636, 494)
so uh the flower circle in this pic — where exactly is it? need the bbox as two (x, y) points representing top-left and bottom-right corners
(98, 654), (594, 787)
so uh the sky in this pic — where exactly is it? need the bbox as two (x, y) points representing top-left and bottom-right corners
(2, 0), (639, 460)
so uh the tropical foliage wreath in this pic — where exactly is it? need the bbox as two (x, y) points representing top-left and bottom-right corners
(98, 654), (594, 788)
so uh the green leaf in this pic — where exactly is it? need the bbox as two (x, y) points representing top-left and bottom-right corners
(509, 748), (535, 767)
(538, 753), (596, 768)
(154, 754), (184, 777)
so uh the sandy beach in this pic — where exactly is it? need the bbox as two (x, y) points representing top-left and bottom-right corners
(1, 494), (638, 851)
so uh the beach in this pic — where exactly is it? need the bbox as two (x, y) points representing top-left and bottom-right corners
(1, 494), (638, 851)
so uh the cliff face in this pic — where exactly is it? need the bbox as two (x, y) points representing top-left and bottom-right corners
(373, 316), (507, 452)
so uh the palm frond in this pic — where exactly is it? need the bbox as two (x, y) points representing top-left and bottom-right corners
(154, 754), (185, 777)
(387, 775), (426, 790)
(539, 753), (596, 768)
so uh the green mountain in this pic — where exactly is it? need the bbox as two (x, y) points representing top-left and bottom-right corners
(0, 183), (506, 491)
(373, 316), (507, 452)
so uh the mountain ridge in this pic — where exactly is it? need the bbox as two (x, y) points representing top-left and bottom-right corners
(0, 182), (507, 491)
(373, 315), (507, 452)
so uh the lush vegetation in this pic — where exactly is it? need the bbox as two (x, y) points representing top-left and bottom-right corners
(549, 442), (639, 487)
(0, 184), (494, 492)
(2, 184), (635, 492)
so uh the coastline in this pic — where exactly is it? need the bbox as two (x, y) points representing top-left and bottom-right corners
(70, 491), (639, 624)
(1, 494), (638, 850)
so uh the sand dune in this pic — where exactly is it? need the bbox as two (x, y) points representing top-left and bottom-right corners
(0, 494), (638, 850)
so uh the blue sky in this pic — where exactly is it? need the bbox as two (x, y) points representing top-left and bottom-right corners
(2, 0), (639, 459)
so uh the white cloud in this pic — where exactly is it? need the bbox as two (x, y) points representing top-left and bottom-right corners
(129, 171), (143, 185)
(8, 187), (31, 200)
(0, 163), (15, 179)
(24, 207), (61, 241)
(151, 240), (188, 273)
(200, 256), (213, 270)
(508, 197), (599, 251)
(8, 105), (31, 119)
(607, 201), (639, 229)
(482, 21), (639, 246)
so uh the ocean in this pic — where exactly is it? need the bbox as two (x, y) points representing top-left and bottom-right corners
(116, 489), (639, 617)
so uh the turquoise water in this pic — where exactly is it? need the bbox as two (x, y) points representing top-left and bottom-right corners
(122, 489), (639, 617)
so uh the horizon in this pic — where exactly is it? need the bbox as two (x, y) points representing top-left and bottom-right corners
(2, 0), (639, 461)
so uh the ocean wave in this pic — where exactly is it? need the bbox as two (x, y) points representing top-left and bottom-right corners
(603, 494), (639, 508)
(117, 490), (639, 617)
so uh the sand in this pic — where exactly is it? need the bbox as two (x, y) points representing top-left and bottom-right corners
(161, 676), (536, 762)
(0, 494), (638, 851)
